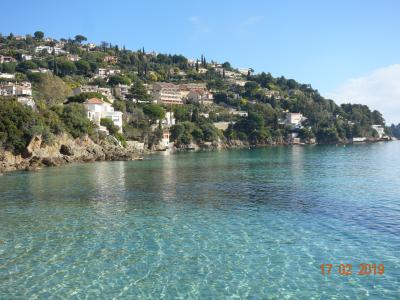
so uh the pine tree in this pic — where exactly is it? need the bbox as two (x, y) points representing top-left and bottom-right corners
(196, 59), (199, 72)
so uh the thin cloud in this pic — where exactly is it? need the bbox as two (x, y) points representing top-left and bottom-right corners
(326, 64), (400, 124)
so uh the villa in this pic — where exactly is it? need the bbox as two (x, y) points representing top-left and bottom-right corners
(0, 55), (16, 63)
(286, 112), (307, 129)
(151, 82), (184, 105)
(371, 125), (385, 138)
(83, 98), (123, 133)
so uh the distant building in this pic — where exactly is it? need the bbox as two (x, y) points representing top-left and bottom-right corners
(0, 73), (15, 79)
(186, 90), (214, 105)
(286, 113), (306, 129)
(371, 125), (385, 138)
(113, 84), (131, 100)
(67, 54), (81, 62)
(151, 82), (184, 105)
(21, 54), (33, 61)
(35, 45), (68, 55)
(97, 68), (121, 78)
(73, 85), (114, 102)
(103, 55), (118, 64)
(161, 112), (176, 127)
(238, 68), (253, 76)
(83, 98), (123, 133)
(0, 82), (32, 97)
(0, 55), (16, 63)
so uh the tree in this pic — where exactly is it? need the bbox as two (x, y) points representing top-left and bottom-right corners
(36, 74), (72, 106)
(34, 31), (44, 40)
(16, 61), (37, 73)
(129, 79), (149, 101)
(143, 104), (165, 123)
(56, 59), (77, 76)
(0, 99), (45, 154)
(74, 35), (87, 44)
(108, 75), (131, 86)
(74, 60), (91, 76)
(58, 103), (93, 138)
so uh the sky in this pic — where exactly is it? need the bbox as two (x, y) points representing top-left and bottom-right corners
(1, 0), (400, 123)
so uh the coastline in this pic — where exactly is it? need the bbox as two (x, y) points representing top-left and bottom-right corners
(0, 134), (391, 175)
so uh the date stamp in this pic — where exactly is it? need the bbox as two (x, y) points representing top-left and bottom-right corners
(320, 263), (384, 276)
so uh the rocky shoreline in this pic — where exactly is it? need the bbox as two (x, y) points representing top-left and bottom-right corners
(0, 135), (391, 175)
(0, 134), (145, 174)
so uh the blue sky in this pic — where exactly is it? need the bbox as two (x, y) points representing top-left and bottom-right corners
(1, 0), (400, 123)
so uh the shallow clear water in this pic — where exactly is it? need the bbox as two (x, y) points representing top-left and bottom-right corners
(0, 142), (399, 299)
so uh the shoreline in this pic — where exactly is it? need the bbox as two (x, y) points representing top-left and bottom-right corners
(1, 136), (392, 175)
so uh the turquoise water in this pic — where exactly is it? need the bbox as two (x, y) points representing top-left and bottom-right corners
(0, 142), (399, 299)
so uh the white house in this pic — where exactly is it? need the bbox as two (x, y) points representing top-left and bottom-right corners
(371, 125), (385, 138)
(21, 54), (33, 61)
(83, 98), (123, 133)
(238, 68), (253, 76)
(0, 55), (16, 63)
(161, 112), (176, 127)
(285, 113), (306, 129)
(97, 68), (121, 78)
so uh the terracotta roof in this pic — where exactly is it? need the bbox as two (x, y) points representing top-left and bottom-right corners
(85, 98), (104, 104)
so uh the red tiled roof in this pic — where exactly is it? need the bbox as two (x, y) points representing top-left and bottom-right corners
(85, 98), (104, 104)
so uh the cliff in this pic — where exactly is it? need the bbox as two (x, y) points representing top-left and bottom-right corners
(0, 134), (144, 173)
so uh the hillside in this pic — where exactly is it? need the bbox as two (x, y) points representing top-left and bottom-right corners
(0, 31), (390, 155)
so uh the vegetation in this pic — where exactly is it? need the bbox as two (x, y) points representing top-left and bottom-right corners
(0, 30), (392, 155)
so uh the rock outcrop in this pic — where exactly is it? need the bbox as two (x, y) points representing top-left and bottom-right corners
(0, 134), (145, 173)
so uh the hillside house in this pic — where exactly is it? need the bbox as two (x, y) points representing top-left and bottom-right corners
(83, 98), (123, 133)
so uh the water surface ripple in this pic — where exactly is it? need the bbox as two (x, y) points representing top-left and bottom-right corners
(0, 142), (399, 299)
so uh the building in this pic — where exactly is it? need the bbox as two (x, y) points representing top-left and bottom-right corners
(0, 73), (15, 79)
(97, 68), (121, 78)
(83, 98), (123, 133)
(286, 113), (306, 129)
(35, 46), (68, 55)
(161, 112), (176, 127)
(113, 84), (131, 100)
(21, 54), (33, 61)
(67, 54), (81, 62)
(151, 82), (184, 105)
(229, 109), (248, 117)
(73, 85), (114, 102)
(159, 129), (171, 149)
(0, 82), (32, 97)
(17, 96), (35, 108)
(0, 55), (16, 63)
(238, 68), (253, 76)
(103, 55), (118, 64)
(371, 125), (385, 138)
(264, 89), (281, 99)
(186, 90), (214, 105)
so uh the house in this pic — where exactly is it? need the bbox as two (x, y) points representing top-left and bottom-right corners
(17, 96), (35, 108)
(73, 85), (114, 102)
(151, 82), (184, 105)
(264, 89), (281, 99)
(103, 55), (118, 64)
(21, 54), (33, 61)
(238, 68), (253, 76)
(30, 68), (51, 74)
(83, 98), (123, 133)
(286, 113), (306, 129)
(197, 67), (208, 74)
(229, 109), (248, 117)
(113, 84), (131, 100)
(14, 35), (26, 41)
(186, 90), (214, 105)
(159, 129), (171, 149)
(0, 73), (15, 79)
(67, 54), (80, 62)
(0, 82), (32, 97)
(35, 46), (68, 55)
(97, 68), (121, 78)
(0, 55), (16, 63)
(371, 125), (385, 138)
(161, 112), (176, 127)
